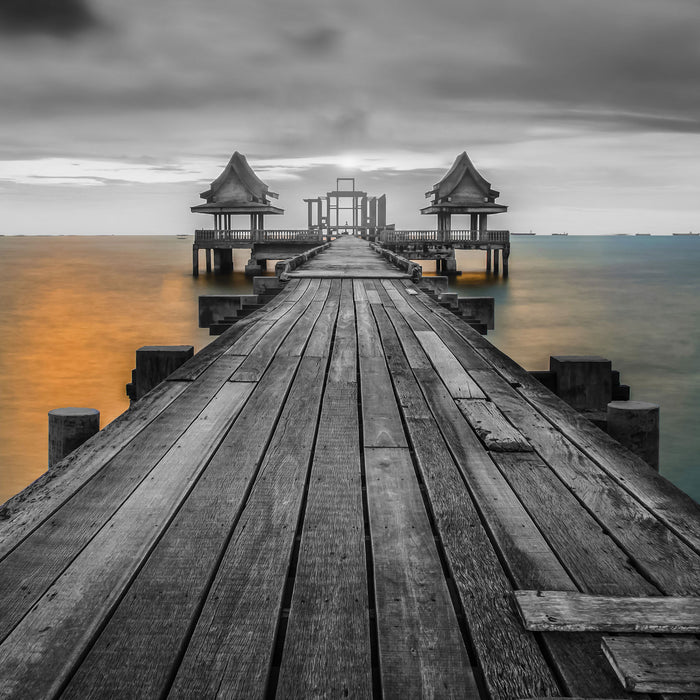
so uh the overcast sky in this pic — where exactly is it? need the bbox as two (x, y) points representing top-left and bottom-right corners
(1, 0), (699, 234)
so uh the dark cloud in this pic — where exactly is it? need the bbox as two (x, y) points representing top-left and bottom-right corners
(0, 0), (99, 37)
(285, 25), (342, 55)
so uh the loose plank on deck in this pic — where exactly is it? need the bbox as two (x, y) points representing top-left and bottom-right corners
(602, 637), (700, 694)
(516, 591), (700, 633)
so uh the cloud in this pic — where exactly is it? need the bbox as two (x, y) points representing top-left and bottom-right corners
(0, 0), (99, 37)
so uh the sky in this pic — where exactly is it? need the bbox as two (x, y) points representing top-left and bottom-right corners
(1, 0), (699, 235)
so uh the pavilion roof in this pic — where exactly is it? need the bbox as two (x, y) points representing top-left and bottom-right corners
(195, 152), (282, 214)
(425, 151), (502, 206)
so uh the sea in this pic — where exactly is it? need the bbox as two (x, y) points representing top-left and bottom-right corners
(0, 234), (698, 505)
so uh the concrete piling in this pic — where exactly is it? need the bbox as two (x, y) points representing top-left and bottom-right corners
(48, 408), (100, 468)
(607, 400), (660, 470)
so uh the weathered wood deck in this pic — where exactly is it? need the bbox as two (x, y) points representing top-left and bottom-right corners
(2, 237), (700, 698)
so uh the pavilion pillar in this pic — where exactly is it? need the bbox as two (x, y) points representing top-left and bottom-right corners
(494, 248), (500, 275)
(205, 248), (212, 273)
(192, 246), (199, 277)
(317, 199), (323, 238)
(486, 247), (492, 273)
(307, 200), (313, 230)
(471, 214), (479, 240)
(479, 213), (488, 239)
(503, 246), (510, 278)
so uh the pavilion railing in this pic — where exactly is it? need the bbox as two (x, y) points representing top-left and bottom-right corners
(379, 229), (510, 244)
(195, 229), (325, 244)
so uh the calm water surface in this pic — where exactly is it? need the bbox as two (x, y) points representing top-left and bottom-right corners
(0, 234), (698, 504)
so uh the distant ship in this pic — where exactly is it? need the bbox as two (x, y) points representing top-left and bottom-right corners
(512, 232), (536, 236)
(551, 232), (569, 236)
(176, 234), (189, 239)
(672, 232), (699, 236)
(635, 233), (651, 236)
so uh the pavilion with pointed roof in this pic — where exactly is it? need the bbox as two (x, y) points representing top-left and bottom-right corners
(191, 151), (284, 232)
(421, 151), (507, 235)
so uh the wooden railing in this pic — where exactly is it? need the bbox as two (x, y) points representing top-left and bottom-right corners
(379, 229), (510, 244)
(195, 229), (324, 244)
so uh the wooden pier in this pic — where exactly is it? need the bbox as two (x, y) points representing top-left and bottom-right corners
(2, 236), (700, 698)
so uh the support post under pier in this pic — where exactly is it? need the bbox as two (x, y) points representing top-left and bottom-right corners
(192, 246), (199, 277)
(486, 248), (492, 273)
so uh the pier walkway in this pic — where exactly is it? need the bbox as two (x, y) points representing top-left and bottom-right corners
(1, 239), (700, 698)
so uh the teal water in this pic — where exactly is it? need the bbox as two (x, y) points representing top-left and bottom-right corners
(0, 235), (698, 504)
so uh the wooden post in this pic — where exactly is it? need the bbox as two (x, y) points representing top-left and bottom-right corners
(192, 246), (199, 277)
(607, 401), (660, 470)
(48, 408), (100, 468)
(503, 246), (510, 278)
(494, 248), (500, 275)
(486, 247), (492, 273)
(205, 248), (212, 273)
(130, 346), (194, 401)
(550, 356), (612, 412)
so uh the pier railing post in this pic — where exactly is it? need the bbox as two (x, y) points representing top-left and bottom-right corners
(48, 408), (100, 468)
(126, 346), (194, 401)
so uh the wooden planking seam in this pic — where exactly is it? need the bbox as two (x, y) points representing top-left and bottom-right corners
(0, 354), (247, 644)
(370, 301), (562, 700)
(379, 286), (642, 697)
(62, 291), (343, 699)
(0, 379), (190, 561)
(0, 376), (258, 697)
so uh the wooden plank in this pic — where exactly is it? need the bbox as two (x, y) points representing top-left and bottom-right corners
(305, 283), (340, 358)
(495, 452), (659, 597)
(516, 591), (700, 633)
(414, 330), (485, 399)
(390, 280), (491, 370)
(372, 305), (562, 699)
(277, 284), (372, 699)
(353, 278), (368, 302)
(0, 379), (255, 697)
(62, 354), (306, 699)
(0, 378), (188, 560)
(356, 302), (407, 448)
(470, 368), (700, 597)
(365, 447), (478, 699)
(230, 279), (323, 379)
(168, 354), (330, 698)
(602, 637), (700, 694)
(455, 398), (533, 452)
(0, 354), (245, 643)
(356, 284), (383, 358)
(168, 279), (304, 381)
(384, 306), (432, 369)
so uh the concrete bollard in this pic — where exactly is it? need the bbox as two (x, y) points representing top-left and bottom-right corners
(49, 408), (100, 468)
(127, 345), (194, 401)
(550, 355), (612, 412)
(607, 401), (660, 470)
